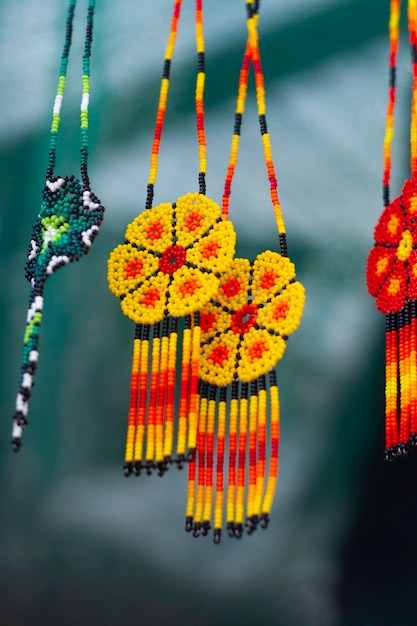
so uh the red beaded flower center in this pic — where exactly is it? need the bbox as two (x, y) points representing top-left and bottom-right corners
(125, 258), (143, 278)
(200, 312), (216, 332)
(222, 277), (241, 298)
(158, 245), (187, 274)
(231, 303), (258, 334)
(210, 345), (230, 365)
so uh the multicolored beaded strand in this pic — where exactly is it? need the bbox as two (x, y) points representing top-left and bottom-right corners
(107, 0), (236, 476)
(185, 0), (305, 543)
(12, 0), (104, 452)
(366, 0), (417, 459)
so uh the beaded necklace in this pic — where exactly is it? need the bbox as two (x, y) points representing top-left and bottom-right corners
(12, 0), (104, 452)
(184, 0), (306, 543)
(107, 0), (236, 476)
(366, 0), (417, 459)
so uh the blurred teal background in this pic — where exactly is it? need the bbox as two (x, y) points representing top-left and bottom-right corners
(2, 1), (417, 625)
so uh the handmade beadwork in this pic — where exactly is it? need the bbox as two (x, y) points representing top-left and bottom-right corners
(366, 0), (417, 459)
(108, 193), (235, 325)
(108, 193), (236, 475)
(184, 0), (305, 542)
(108, 0), (237, 476)
(199, 253), (305, 386)
(12, 0), (104, 451)
(186, 254), (305, 541)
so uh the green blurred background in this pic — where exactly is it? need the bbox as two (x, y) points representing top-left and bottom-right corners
(2, 1), (417, 625)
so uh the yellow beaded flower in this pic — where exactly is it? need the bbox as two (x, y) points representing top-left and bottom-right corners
(108, 193), (236, 324)
(199, 251), (306, 386)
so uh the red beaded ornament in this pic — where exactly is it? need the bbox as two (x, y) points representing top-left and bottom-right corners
(366, 0), (417, 458)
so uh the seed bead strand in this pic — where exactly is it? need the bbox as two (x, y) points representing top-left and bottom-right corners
(409, 0), (417, 176)
(79, 0), (96, 190)
(411, 302), (417, 438)
(177, 315), (192, 458)
(398, 308), (411, 445)
(194, 382), (209, 535)
(261, 369), (280, 524)
(385, 314), (399, 454)
(226, 381), (239, 536)
(202, 385), (217, 534)
(186, 445), (197, 532)
(133, 325), (150, 471)
(247, 2), (288, 256)
(124, 326), (142, 469)
(221, 42), (251, 219)
(47, 0), (77, 179)
(246, 379), (258, 529)
(235, 382), (249, 530)
(195, 0), (207, 195)
(187, 311), (201, 451)
(155, 319), (170, 467)
(146, 0), (183, 209)
(253, 374), (267, 522)
(383, 0), (401, 206)
(213, 387), (227, 544)
(163, 318), (178, 459)
(145, 324), (161, 469)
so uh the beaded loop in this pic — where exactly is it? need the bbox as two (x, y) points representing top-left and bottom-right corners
(146, 0), (207, 209)
(222, 0), (287, 255)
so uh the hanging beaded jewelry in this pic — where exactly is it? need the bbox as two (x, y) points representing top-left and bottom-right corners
(11, 0), (104, 452)
(184, 0), (305, 543)
(366, 0), (417, 459)
(107, 0), (236, 476)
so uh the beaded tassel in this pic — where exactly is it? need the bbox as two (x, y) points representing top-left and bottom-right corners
(185, 1), (305, 542)
(107, 0), (236, 475)
(366, 0), (417, 458)
(12, 0), (104, 451)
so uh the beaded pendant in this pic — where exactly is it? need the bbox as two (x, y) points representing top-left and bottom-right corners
(184, 2), (305, 542)
(108, 193), (235, 474)
(366, 0), (417, 459)
(12, 0), (104, 451)
(107, 1), (237, 475)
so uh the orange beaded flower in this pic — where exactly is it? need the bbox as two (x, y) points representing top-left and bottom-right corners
(108, 192), (236, 323)
(367, 178), (417, 314)
(199, 251), (305, 385)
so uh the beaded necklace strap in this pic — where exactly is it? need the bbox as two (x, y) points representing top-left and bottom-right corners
(409, 0), (417, 175)
(382, 0), (401, 206)
(222, 0), (287, 256)
(145, 0), (207, 210)
(367, 0), (417, 459)
(47, 0), (95, 190)
(184, 0), (305, 543)
(12, 0), (104, 452)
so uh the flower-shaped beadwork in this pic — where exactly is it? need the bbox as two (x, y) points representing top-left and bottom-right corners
(199, 251), (306, 386)
(367, 177), (417, 314)
(108, 193), (236, 324)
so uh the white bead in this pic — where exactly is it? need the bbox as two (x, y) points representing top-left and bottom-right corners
(46, 178), (65, 193)
(80, 92), (89, 111)
(12, 423), (23, 439)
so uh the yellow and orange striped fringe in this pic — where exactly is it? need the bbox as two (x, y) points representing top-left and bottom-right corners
(185, 373), (280, 543)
